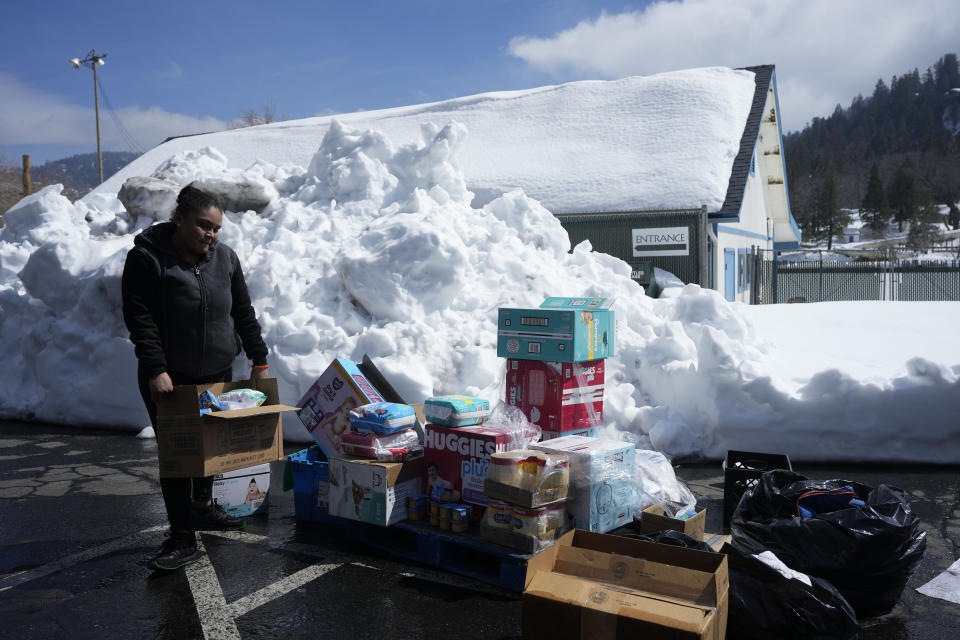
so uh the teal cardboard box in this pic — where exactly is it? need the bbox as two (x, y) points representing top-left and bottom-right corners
(497, 297), (615, 362)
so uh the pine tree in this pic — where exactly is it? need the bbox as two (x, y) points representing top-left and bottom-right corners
(818, 165), (840, 249)
(860, 163), (890, 235)
(888, 159), (919, 232)
(907, 194), (941, 249)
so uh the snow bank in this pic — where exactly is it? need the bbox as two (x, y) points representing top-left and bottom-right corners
(2, 120), (959, 463)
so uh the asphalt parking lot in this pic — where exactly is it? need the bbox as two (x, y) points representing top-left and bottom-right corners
(1, 420), (958, 639)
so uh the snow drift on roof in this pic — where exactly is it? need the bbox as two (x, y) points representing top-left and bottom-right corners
(93, 66), (756, 214)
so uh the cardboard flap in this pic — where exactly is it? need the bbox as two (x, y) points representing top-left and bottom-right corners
(552, 545), (717, 606)
(203, 404), (300, 420)
(526, 571), (711, 634)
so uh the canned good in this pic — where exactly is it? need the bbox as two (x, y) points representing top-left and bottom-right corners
(429, 514), (440, 527)
(485, 499), (512, 528)
(546, 503), (566, 532)
(512, 505), (548, 537)
(450, 504), (472, 532)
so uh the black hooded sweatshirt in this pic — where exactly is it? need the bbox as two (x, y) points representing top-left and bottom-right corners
(121, 221), (268, 378)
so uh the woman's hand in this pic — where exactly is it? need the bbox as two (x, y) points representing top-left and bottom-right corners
(149, 372), (174, 399)
(250, 367), (269, 381)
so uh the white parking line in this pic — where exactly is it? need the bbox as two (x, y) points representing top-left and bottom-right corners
(227, 563), (342, 618)
(184, 538), (242, 640)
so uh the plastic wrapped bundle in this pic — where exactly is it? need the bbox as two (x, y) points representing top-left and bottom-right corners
(485, 449), (570, 506)
(339, 429), (422, 462)
(423, 395), (490, 427)
(217, 388), (267, 410)
(732, 469), (926, 617)
(531, 435), (636, 533)
(348, 402), (417, 435)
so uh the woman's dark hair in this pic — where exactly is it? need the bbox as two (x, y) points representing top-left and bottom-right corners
(172, 184), (221, 220)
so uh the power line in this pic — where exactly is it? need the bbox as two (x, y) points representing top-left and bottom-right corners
(96, 76), (146, 154)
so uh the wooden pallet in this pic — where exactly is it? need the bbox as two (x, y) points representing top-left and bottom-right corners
(335, 518), (534, 591)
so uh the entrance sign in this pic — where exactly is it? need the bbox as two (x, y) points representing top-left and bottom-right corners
(632, 226), (689, 257)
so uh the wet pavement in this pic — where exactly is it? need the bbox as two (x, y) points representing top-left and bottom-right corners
(1, 420), (958, 639)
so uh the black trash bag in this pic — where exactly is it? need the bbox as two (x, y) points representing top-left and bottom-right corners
(721, 542), (859, 640)
(731, 469), (926, 617)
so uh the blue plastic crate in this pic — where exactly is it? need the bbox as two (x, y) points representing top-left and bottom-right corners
(288, 446), (337, 523)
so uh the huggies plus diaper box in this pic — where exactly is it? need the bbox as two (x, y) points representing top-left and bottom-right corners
(496, 298), (614, 363)
(213, 463), (271, 517)
(296, 358), (387, 458)
(327, 456), (423, 526)
(505, 359), (605, 432)
(423, 425), (512, 512)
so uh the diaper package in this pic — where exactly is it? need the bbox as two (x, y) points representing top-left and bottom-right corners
(216, 388), (267, 411)
(340, 428), (422, 462)
(349, 402), (418, 435)
(423, 396), (491, 427)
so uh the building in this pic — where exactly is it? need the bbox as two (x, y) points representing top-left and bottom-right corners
(99, 65), (800, 303)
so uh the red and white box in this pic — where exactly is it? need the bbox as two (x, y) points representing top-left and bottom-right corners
(505, 359), (604, 432)
(423, 424), (512, 513)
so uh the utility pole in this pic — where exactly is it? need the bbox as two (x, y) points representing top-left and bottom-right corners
(22, 154), (31, 196)
(69, 49), (107, 184)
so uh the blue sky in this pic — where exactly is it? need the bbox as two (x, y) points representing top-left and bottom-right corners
(2, 0), (959, 164)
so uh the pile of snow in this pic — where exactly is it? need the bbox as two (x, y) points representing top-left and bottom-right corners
(93, 67), (756, 215)
(2, 121), (959, 462)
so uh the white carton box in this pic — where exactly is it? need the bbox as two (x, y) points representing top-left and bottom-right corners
(213, 463), (271, 517)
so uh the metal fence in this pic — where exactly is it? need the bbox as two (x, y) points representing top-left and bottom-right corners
(755, 251), (960, 303)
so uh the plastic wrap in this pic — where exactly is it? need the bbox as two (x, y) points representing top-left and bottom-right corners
(484, 403), (541, 450)
(531, 435), (636, 533)
(423, 395), (490, 427)
(486, 449), (569, 506)
(348, 402), (417, 435)
(339, 428), (421, 462)
(732, 469), (927, 617)
(631, 449), (698, 519)
(217, 388), (267, 410)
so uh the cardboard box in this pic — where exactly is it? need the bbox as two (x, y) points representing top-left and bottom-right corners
(531, 436), (636, 533)
(327, 456), (423, 526)
(703, 533), (732, 552)
(296, 358), (388, 457)
(423, 424), (513, 511)
(213, 463), (271, 517)
(156, 378), (297, 478)
(523, 530), (729, 640)
(541, 426), (597, 441)
(497, 304), (614, 363)
(640, 505), (707, 541)
(505, 359), (604, 432)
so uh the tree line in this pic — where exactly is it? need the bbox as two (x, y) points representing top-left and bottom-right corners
(784, 53), (960, 249)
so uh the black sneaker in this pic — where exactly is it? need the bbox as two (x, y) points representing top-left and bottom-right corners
(149, 535), (201, 571)
(191, 503), (245, 531)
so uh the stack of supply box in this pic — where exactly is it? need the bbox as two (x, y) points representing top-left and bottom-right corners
(296, 359), (426, 527)
(418, 396), (495, 532)
(498, 297), (614, 440)
(480, 449), (570, 553)
(497, 297), (634, 534)
(327, 401), (424, 526)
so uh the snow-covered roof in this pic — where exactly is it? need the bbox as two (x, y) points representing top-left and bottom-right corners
(94, 67), (757, 215)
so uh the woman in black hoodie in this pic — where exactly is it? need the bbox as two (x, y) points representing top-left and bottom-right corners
(122, 184), (269, 571)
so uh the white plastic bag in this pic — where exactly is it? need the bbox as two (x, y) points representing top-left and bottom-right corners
(632, 449), (697, 519)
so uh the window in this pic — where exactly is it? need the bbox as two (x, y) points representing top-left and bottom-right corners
(750, 152), (756, 177)
(738, 249), (750, 292)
